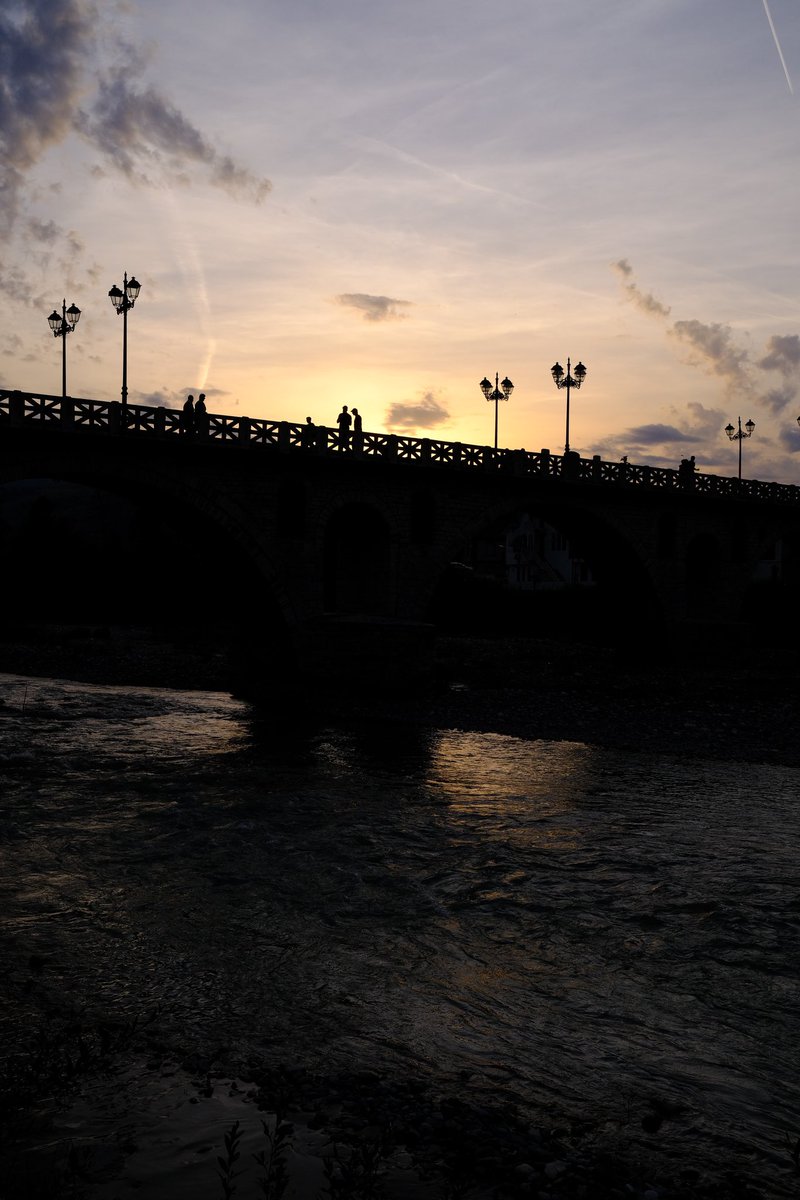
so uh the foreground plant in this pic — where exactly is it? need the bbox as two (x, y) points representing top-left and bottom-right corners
(323, 1132), (393, 1200)
(217, 1120), (243, 1199)
(253, 1113), (292, 1200)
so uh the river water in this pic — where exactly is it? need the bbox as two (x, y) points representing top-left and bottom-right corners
(1, 671), (798, 1197)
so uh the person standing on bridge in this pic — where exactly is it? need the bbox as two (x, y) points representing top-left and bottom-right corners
(351, 407), (363, 451)
(181, 394), (195, 435)
(195, 393), (208, 438)
(337, 405), (352, 449)
(301, 416), (316, 448)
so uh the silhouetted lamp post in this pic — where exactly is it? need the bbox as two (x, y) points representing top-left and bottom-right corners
(479, 372), (514, 450)
(551, 357), (587, 455)
(725, 416), (755, 480)
(108, 272), (142, 418)
(47, 299), (81, 400)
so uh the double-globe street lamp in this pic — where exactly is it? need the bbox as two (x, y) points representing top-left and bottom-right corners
(725, 416), (755, 480)
(479, 372), (514, 450)
(108, 271), (142, 421)
(47, 299), (81, 400)
(551, 357), (587, 455)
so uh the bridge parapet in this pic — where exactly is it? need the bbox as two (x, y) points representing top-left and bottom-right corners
(2, 388), (799, 506)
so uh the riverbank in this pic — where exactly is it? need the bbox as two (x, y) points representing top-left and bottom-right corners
(1, 624), (798, 769)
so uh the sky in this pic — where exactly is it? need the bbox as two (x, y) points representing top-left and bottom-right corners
(2, 0), (800, 482)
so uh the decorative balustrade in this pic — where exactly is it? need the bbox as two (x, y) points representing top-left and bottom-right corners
(2, 387), (799, 505)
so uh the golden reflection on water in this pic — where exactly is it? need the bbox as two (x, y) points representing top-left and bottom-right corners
(0, 674), (250, 760)
(426, 729), (600, 850)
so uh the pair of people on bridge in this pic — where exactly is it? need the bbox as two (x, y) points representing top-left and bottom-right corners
(181, 393), (208, 436)
(337, 405), (363, 449)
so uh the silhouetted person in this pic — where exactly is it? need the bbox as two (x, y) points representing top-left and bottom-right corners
(181, 394), (195, 435)
(351, 407), (363, 450)
(301, 416), (315, 448)
(337, 405), (351, 449)
(679, 455), (696, 489)
(195, 392), (208, 437)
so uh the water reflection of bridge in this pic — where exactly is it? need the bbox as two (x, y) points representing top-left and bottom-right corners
(2, 389), (799, 687)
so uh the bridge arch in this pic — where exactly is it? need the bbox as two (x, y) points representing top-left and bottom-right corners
(0, 456), (300, 687)
(426, 493), (664, 641)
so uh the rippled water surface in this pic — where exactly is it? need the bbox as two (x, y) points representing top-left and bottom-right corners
(1, 672), (798, 1195)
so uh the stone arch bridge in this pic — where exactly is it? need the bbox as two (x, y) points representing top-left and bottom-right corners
(2, 389), (799, 687)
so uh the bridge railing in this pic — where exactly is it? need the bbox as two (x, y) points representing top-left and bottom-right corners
(2, 388), (799, 505)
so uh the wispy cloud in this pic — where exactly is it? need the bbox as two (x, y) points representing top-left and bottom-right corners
(758, 333), (800, 373)
(0, 0), (271, 246)
(756, 334), (800, 414)
(613, 260), (800, 413)
(386, 390), (449, 430)
(0, 0), (94, 234)
(336, 293), (412, 322)
(612, 259), (671, 319)
(761, 0), (794, 94)
(669, 319), (752, 394)
(353, 136), (529, 204)
(79, 77), (271, 202)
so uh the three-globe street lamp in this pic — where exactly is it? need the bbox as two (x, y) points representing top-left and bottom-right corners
(479, 372), (514, 450)
(108, 271), (142, 419)
(725, 416), (755, 480)
(551, 357), (587, 455)
(47, 299), (81, 400)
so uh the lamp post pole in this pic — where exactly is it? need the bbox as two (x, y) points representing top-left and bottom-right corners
(108, 272), (142, 423)
(479, 372), (514, 450)
(47, 299), (81, 400)
(551, 357), (587, 455)
(724, 416), (755, 480)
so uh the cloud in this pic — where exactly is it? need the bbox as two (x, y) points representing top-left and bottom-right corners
(623, 423), (692, 445)
(386, 390), (449, 430)
(0, 0), (271, 244)
(669, 319), (752, 394)
(79, 77), (271, 203)
(758, 334), (800, 374)
(0, 267), (46, 307)
(612, 259), (671, 319)
(613, 261), (800, 413)
(597, 400), (726, 469)
(0, 0), (94, 232)
(683, 400), (728, 437)
(26, 218), (61, 245)
(336, 293), (412, 322)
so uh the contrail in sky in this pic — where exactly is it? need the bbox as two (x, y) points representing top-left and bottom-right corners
(762, 0), (794, 94)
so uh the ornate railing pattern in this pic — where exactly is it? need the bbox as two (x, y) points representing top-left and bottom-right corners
(1, 388), (799, 505)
